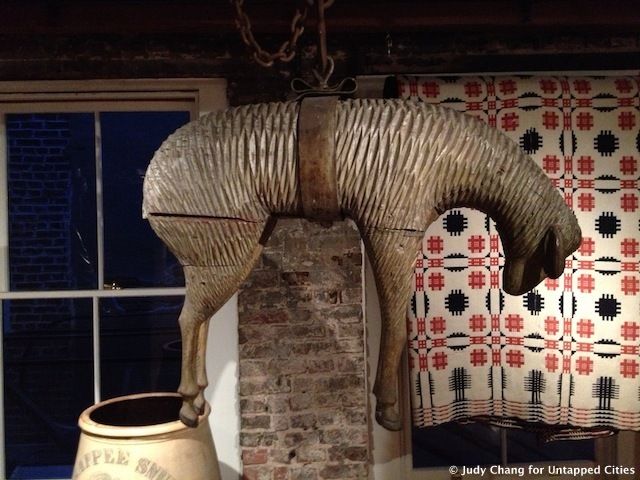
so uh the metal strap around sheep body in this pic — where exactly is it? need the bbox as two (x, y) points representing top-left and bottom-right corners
(296, 96), (342, 223)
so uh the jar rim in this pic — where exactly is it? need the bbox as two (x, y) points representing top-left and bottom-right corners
(78, 392), (209, 438)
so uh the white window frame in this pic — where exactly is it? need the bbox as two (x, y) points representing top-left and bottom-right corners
(0, 78), (240, 480)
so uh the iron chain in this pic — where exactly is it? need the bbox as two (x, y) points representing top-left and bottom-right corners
(232, 0), (311, 67)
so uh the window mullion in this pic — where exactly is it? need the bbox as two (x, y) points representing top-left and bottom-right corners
(92, 296), (101, 404)
(95, 112), (105, 290)
(93, 112), (104, 405)
(0, 113), (8, 480)
(0, 115), (8, 292)
(501, 429), (508, 465)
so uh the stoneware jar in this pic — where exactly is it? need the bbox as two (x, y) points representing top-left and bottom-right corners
(73, 392), (221, 480)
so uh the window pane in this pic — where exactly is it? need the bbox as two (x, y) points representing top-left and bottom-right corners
(100, 296), (182, 400)
(3, 298), (93, 478)
(507, 429), (595, 463)
(412, 423), (595, 468)
(7, 113), (97, 291)
(101, 112), (190, 289)
(412, 423), (502, 468)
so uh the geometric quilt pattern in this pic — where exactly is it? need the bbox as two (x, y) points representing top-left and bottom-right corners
(398, 74), (640, 439)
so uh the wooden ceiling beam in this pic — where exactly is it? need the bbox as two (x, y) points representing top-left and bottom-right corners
(0, 1), (638, 35)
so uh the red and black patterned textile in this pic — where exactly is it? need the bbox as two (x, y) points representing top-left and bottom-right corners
(398, 75), (640, 439)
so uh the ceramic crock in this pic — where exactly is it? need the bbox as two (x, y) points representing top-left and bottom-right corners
(72, 392), (221, 480)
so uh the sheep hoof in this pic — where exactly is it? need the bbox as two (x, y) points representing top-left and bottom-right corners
(179, 403), (199, 428)
(375, 403), (402, 431)
(193, 393), (206, 416)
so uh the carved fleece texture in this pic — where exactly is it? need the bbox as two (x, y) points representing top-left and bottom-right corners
(144, 100), (579, 253)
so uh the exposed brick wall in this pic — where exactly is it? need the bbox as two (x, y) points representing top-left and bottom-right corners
(6, 113), (74, 326)
(238, 218), (368, 480)
(3, 114), (84, 464)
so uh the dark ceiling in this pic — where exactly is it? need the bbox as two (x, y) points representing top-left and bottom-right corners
(0, 0), (637, 99)
(1, 0), (639, 36)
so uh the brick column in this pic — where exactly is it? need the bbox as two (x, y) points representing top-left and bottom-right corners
(238, 218), (369, 480)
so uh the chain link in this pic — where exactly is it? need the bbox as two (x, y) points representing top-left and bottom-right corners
(232, 0), (311, 67)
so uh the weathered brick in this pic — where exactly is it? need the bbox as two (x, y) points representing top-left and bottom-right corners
(312, 290), (341, 305)
(306, 358), (335, 373)
(337, 323), (363, 339)
(316, 374), (365, 392)
(289, 392), (313, 411)
(320, 463), (369, 480)
(340, 287), (362, 305)
(242, 270), (282, 289)
(312, 392), (343, 408)
(295, 444), (327, 462)
(317, 411), (337, 426)
(242, 309), (292, 325)
(239, 376), (291, 396)
(238, 288), (288, 310)
(240, 398), (269, 414)
(340, 391), (367, 408)
(240, 432), (263, 447)
(337, 338), (364, 353)
(318, 464), (352, 479)
(284, 430), (320, 448)
(272, 414), (290, 431)
(240, 359), (269, 377)
(238, 220), (366, 479)
(240, 342), (284, 359)
(243, 466), (272, 480)
(267, 357), (307, 375)
(290, 413), (317, 430)
(239, 325), (277, 344)
(240, 432), (279, 448)
(256, 248), (283, 269)
(267, 396), (290, 414)
(284, 287), (314, 306)
(320, 427), (368, 446)
(334, 356), (364, 373)
(281, 271), (311, 286)
(271, 448), (296, 464)
(241, 414), (272, 430)
(289, 324), (327, 339)
(274, 466), (289, 480)
(290, 466), (319, 480)
(323, 304), (363, 323)
(289, 340), (336, 356)
(243, 448), (269, 465)
(344, 407), (367, 426)
(328, 445), (369, 462)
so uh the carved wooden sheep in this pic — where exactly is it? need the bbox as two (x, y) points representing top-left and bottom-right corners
(142, 98), (582, 430)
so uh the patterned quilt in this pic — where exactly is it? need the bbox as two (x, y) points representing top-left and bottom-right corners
(399, 74), (640, 439)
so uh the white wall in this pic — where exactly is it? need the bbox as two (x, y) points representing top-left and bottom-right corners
(364, 254), (411, 479)
(205, 295), (241, 480)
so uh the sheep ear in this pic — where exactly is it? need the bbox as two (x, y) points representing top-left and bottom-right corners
(543, 225), (565, 279)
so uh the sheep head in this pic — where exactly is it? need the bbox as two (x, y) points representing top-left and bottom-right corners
(503, 222), (581, 296)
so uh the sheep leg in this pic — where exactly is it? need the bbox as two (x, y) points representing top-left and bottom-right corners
(193, 318), (211, 415)
(361, 226), (424, 431)
(177, 281), (211, 426)
(148, 215), (270, 426)
(178, 254), (267, 425)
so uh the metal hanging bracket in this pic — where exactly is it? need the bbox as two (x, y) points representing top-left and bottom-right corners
(291, 0), (357, 98)
(297, 96), (342, 224)
(232, 0), (357, 98)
